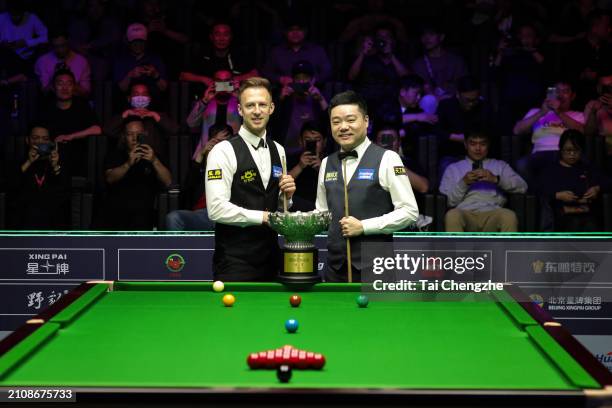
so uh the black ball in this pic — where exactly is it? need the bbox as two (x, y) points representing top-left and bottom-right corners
(277, 364), (292, 383)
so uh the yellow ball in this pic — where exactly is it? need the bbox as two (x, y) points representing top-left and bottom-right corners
(222, 294), (235, 307)
(212, 281), (225, 292)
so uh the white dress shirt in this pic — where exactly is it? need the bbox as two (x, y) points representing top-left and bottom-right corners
(315, 138), (419, 234)
(206, 126), (288, 227)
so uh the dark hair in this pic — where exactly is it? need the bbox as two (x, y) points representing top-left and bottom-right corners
(552, 78), (575, 90)
(373, 122), (400, 136)
(208, 123), (233, 139)
(329, 90), (368, 116)
(299, 120), (325, 138)
(237, 77), (272, 103)
(49, 28), (70, 41)
(559, 129), (585, 152)
(419, 20), (444, 36)
(456, 76), (480, 93)
(129, 80), (150, 93)
(465, 129), (490, 143)
(28, 122), (50, 135)
(52, 68), (75, 83)
(400, 74), (425, 91)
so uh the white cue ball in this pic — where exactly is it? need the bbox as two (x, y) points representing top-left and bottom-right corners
(212, 281), (225, 292)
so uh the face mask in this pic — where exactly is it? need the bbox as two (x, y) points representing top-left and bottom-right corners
(130, 95), (151, 109)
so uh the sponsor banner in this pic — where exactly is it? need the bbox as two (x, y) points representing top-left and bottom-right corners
(575, 335), (612, 372)
(117, 249), (214, 280)
(0, 249), (104, 281)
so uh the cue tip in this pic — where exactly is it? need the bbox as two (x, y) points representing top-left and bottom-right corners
(87, 280), (115, 291)
(26, 319), (45, 325)
(543, 322), (562, 327)
(584, 385), (612, 397)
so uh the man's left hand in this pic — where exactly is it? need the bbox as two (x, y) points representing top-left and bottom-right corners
(340, 216), (364, 237)
(474, 169), (498, 183)
(279, 174), (296, 199)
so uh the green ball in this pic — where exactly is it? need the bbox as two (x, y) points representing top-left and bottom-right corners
(356, 295), (369, 308)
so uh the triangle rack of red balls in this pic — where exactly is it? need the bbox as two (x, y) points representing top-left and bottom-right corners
(247, 345), (325, 370)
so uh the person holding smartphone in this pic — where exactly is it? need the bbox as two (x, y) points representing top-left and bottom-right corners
(274, 60), (328, 155)
(440, 130), (527, 232)
(102, 116), (172, 230)
(584, 73), (612, 175)
(287, 121), (328, 211)
(9, 124), (70, 229)
(513, 80), (585, 190)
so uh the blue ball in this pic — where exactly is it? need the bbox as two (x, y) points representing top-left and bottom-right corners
(357, 295), (369, 308)
(285, 319), (299, 333)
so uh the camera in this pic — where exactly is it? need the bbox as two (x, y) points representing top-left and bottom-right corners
(137, 133), (146, 145)
(601, 84), (612, 95)
(375, 39), (387, 51)
(36, 142), (56, 158)
(472, 160), (483, 171)
(546, 86), (558, 100)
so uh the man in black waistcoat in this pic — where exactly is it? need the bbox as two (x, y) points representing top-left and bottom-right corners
(316, 91), (419, 282)
(205, 77), (296, 281)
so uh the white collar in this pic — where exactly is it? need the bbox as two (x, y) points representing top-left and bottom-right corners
(239, 126), (267, 148)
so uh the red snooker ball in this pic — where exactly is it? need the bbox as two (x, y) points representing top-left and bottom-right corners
(289, 295), (301, 307)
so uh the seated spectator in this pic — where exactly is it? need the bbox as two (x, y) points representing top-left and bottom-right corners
(67, 0), (122, 82)
(287, 121), (328, 212)
(549, 0), (596, 44)
(348, 25), (409, 112)
(513, 80), (585, 188)
(538, 130), (610, 232)
(274, 61), (328, 155)
(0, 48), (29, 158)
(38, 69), (102, 177)
(188, 69), (241, 159)
(0, 0), (48, 61)
(113, 23), (167, 95)
(262, 18), (332, 87)
(34, 29), (91, 96)
(440, 130), (527, 232)
(180, 22), (257, 93)
(563, 9), (611, 106)
(411, 23), (468, 114)
(435, 76), (487, 177)
(373, 124), (429, 194)
(376, 74), (438, 159)
(103, 116), (172, 230)
(8, 124), (70, 229)
(165, 123), (232, 231)
(584, 73), (612, 174)
(493, 22), (546, 135)
(134, 0), (189, 78)
(104, 81), (178, 157)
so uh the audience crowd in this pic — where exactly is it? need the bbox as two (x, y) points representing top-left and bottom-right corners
(1, 0), (612, 233)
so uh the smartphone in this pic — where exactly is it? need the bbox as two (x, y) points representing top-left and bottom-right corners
(472, 160), (482, 171)
(215, 81), (234, 92)
(305, 140), (317, 155)
(546, 86), (558, 100)
(290, 82), (309, 94)
(137, 133), (146, 145)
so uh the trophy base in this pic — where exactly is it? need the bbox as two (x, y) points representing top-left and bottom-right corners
(278, 248), (322, 288)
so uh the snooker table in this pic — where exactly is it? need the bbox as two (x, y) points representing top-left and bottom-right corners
(0, 281), (611, 407)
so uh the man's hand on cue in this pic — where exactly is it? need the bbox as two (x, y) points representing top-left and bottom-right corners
(340, 216), (364, 237)
(279, 175), (296, 199)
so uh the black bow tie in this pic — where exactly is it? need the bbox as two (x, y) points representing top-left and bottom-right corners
(338, 150), (358, 160)
(253, 139), (267, 150)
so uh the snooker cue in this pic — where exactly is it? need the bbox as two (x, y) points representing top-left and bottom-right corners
(342, 159), (353, 283)
(281, 155), (288, 212)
